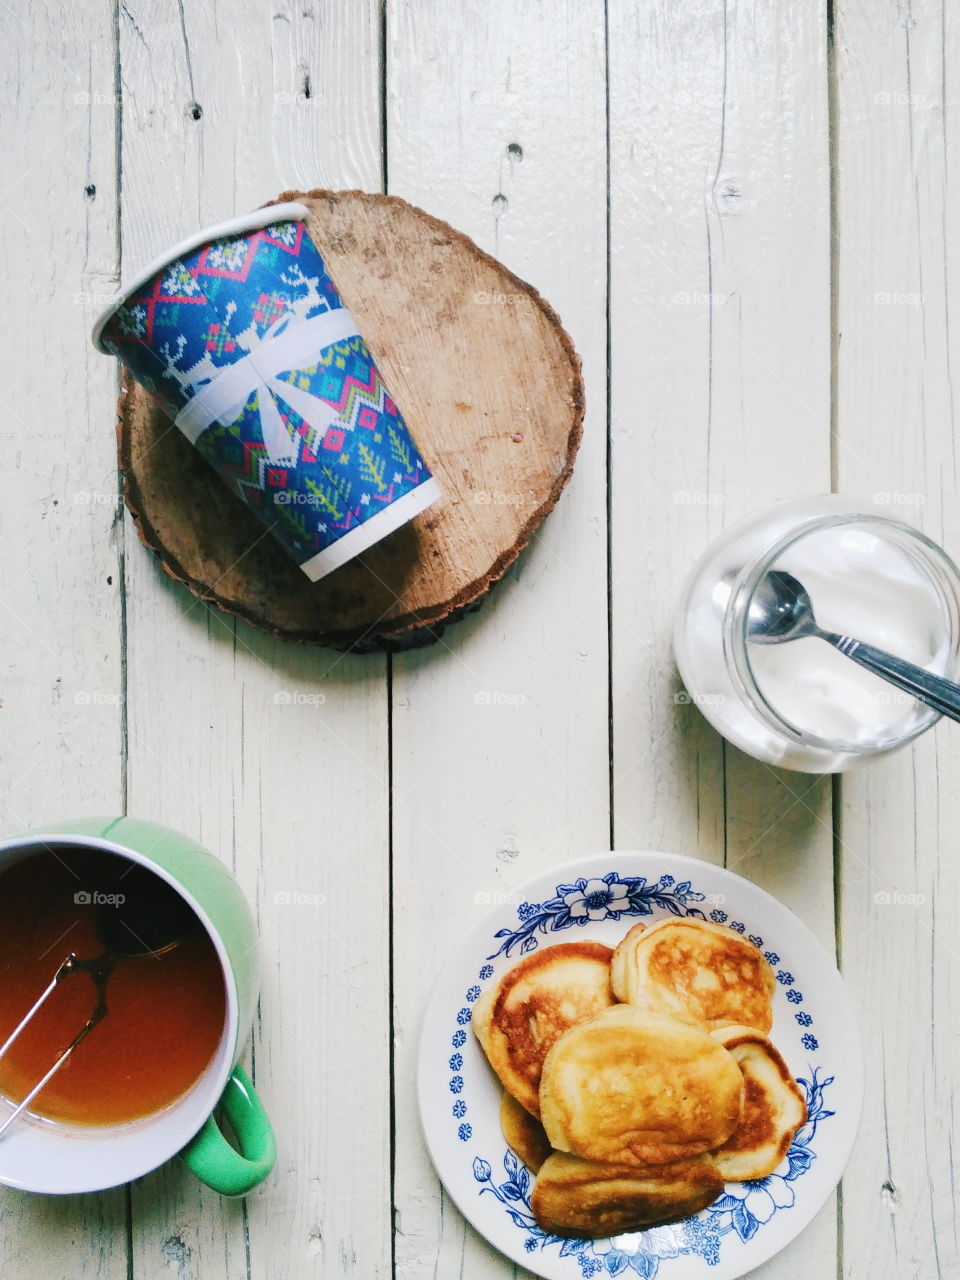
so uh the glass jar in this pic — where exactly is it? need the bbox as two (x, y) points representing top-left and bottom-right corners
(673, 495), (960, 771)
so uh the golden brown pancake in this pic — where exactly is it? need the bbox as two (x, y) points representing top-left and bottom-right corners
(610, 917), (775, 1033)
(531, 1150), (724, 1239)
(539, 1005), (744, 1165)
(500, 1090), (553, 1173)
(710, 1025), (807, 1180)
(472, 941), (615, 1116)
(608, 921), (650, 1011)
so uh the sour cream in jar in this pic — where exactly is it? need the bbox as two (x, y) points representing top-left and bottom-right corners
(673, 496), (960, 772)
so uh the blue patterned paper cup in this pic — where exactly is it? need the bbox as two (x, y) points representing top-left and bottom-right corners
(92, 203), (440, 581)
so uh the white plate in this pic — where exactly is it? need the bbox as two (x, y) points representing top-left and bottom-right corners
(418, 852), (862, 1280)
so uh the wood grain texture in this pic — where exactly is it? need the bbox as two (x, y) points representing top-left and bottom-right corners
(118, 187), (584, 649)
(0, 0), (128, 1275)
(4, 3), (958, 1279)
(607, 2), (838, 1276)
(386, 2), (608, 1277)
(835, 1), (960, 1276)
(117, 2), (391, 1279)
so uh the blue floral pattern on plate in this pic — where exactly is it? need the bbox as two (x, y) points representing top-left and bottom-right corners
(451, 866), (831, 1275)
(490, 872), (708, 959)
(472, 1069), (833, 1277)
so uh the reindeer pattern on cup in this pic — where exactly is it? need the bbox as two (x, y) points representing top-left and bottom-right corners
(100, 218), (434, 570)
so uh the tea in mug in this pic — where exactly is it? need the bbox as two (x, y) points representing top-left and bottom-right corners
(0, 848), (227, 1126)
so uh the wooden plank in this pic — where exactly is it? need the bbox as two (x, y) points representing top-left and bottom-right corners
(117, 2), (390, 1278)
(0, 1), (128, 1274)
(386, 2), (609, 1275)
(835, 1), (960, 1275)
(608, 1), (837, 1275)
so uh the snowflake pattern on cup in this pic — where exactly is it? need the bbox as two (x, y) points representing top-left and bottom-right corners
(100, 218), (434, 571)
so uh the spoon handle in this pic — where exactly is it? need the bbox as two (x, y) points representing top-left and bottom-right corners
(826, 633), (960, 725)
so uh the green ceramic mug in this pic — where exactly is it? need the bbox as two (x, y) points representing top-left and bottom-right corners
(0, 816), (275, 1196)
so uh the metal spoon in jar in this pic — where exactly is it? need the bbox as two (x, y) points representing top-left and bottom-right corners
(747, 569), (960, 725)
(0, 879), (195, 1138)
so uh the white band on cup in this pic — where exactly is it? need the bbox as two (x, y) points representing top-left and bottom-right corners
(298, 476), (442, 582)
(174, 307), (361, 465)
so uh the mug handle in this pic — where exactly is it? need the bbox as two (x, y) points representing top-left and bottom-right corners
(179, 1066), (276, 1196)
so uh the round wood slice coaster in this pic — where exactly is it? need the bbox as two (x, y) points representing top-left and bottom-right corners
(117, 188), (584, 652)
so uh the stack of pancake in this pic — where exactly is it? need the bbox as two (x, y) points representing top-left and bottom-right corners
(473, 917), (806, 1238)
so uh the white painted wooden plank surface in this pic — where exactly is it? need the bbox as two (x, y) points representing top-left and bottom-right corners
(0, 2), (128, 1276)
(607, 3), (838, 1278)
(118, 3), (390, 1278)
(5, 3), (960, 1278)
(835, 2), (960, 1276)
(387, 2), (609, 1276)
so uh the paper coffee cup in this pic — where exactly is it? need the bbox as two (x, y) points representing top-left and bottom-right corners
(93, 203), (440, 581)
